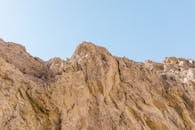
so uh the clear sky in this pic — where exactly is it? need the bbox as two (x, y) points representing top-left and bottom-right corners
(0, 0), (194, 62)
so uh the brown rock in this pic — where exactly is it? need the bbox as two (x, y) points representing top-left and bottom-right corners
(0, 39), (194, 130)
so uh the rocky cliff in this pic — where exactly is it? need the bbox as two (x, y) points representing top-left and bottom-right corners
(0, 39), (194, 130)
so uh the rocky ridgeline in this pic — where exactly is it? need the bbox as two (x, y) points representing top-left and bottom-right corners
(0, 39), (194, 130)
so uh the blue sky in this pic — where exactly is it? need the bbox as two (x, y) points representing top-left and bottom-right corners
(0, 0), (194, 62)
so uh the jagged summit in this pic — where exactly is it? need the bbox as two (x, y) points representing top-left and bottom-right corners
(71, 42), (112, 62)
(73, 42), (111, 55)
(0, 39), (194, 130)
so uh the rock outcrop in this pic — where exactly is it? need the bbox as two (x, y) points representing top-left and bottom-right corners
(0, 39), (194, 130)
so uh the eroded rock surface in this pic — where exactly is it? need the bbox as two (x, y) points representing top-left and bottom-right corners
(0, 39), (194, 130)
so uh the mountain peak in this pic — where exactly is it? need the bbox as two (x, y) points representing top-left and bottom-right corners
(72, 42), (111, 58)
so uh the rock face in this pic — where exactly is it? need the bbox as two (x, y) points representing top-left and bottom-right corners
(0, 39), (194, 130)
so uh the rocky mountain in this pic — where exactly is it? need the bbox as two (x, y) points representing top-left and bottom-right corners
(0, 39), (194, 130)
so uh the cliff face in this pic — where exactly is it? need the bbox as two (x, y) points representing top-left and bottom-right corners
(0, 39), (194, 130)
